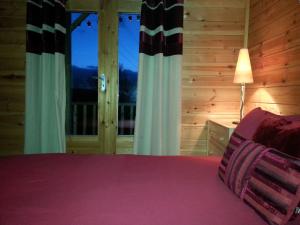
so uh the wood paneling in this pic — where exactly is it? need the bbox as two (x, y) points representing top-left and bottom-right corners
(66, 0), (120, 154)
(66, 0), (99, 11)
(181, 0), (245, 155)
(0, 0), (26, 155)
(116, 136), (134, 154)
(245, 0), (300, 116)
(100, 0), (118, 154)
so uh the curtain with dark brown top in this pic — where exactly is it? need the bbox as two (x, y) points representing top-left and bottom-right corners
(134, 0), (184, 155)
(25, 0), (67, 154)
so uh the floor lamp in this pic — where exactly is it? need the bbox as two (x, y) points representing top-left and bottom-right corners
(234, 48), (253, 122)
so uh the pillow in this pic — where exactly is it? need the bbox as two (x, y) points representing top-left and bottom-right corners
(253, 117), (291, 147)
(272, 122), (300, 158)
(224, 140), (269, 197)
(286, 115), (300, 122)
(241, 149), (300, 225)
(288, 202), (300, 222)
(218, 131), (246, 182)
(287, 215), (300, 225)
(234, 107), (280, 140)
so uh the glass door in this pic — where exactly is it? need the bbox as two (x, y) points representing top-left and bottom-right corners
(118, 13), (140, 136)
(69, 12), (98, 136)
(116, 13), (140, 154)
(66, 10), (105, 154)
(66, 1), (141, 154)
(66, 1), (119, 154)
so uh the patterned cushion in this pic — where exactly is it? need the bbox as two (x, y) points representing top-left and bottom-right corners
(218, 131), (246, 182)
(224, 140), (269, 197)
(289, 202), (300, 222)
(241, 149), (300, 225)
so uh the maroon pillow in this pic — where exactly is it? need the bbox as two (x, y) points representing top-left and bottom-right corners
(234, 108), (280, 140)
(253, 117), (291, 147)
(271, 121), (300, 158)
(286, 115), (300, 122)
(289, 202), (300, 222)
(287, 214), (300, 225)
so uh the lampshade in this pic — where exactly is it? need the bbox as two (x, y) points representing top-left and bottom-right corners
(234, 48), (253, 84)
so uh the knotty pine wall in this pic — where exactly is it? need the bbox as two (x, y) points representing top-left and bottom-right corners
(0, 0), (26, 155)
(181, 0), (245, 155)
(245, 0), (300, 116)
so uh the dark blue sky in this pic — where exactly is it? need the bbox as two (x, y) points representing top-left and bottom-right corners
(71, 13), (98, 68)
(71, 12), (140, 72)
(118, 13), (140, 72)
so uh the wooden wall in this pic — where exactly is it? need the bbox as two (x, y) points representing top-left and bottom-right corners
(245, 0), (300, 115)
(0, 0), (26, 155)
(181, 0), (245, 155)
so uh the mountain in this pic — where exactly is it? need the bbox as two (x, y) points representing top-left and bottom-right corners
(119, 67), (138, 103)
(71, 65), (138, 103)
(71, 66), (98, 90)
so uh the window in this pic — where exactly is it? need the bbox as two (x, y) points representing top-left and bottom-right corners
(118, 13), (140, 135)
(68, 12), (98, 135)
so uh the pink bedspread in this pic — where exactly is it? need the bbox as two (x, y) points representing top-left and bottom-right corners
(0, 154), (267, 225)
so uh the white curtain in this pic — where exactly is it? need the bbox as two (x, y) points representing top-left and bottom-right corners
(25, 0), (66, 154)
(134, 0), (183, 155)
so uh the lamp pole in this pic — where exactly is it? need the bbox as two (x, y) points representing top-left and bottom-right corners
(240, 83), (246, 121)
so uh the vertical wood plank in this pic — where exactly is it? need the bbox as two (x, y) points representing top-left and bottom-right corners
(181, 0), (245, 155)
(244, 0), (250, 47)
(0, 0), (26, 155)
(99, 0), (118, 154)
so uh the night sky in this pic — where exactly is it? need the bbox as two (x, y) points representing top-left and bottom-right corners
(71, 12), (140, 72)
(71, 13), (98, 69)
(118, 13), (140, 72)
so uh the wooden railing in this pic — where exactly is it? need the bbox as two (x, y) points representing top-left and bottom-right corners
(70, 102), (136, 135)
(71, 102), (98, 135)
(118, 103), (136, 135)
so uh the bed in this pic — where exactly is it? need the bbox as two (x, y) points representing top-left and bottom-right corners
(1, 107), (299, 225)
(0, 154), (267, 225)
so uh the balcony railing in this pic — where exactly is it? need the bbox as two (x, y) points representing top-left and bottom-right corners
(118, 103), (136, 135)
(70, 102), (136, 136)
(71, 102), (97, 135)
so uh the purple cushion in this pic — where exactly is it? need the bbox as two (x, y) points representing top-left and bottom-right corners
(288, 202), (300, 223)
(272, 122), (300, 158)
(287, 216), (300, 225)
(253, 117), (291, 147)
(241, 149), (300, 225)
(235, 108), (280, 140)
(286, 115), (300, 122)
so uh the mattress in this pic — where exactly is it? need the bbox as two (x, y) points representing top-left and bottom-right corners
(0, 154), (267, 225)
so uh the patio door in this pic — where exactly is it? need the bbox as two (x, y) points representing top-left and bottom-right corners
(66, 1), (141, 154)
(66, 1), (118, 154)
